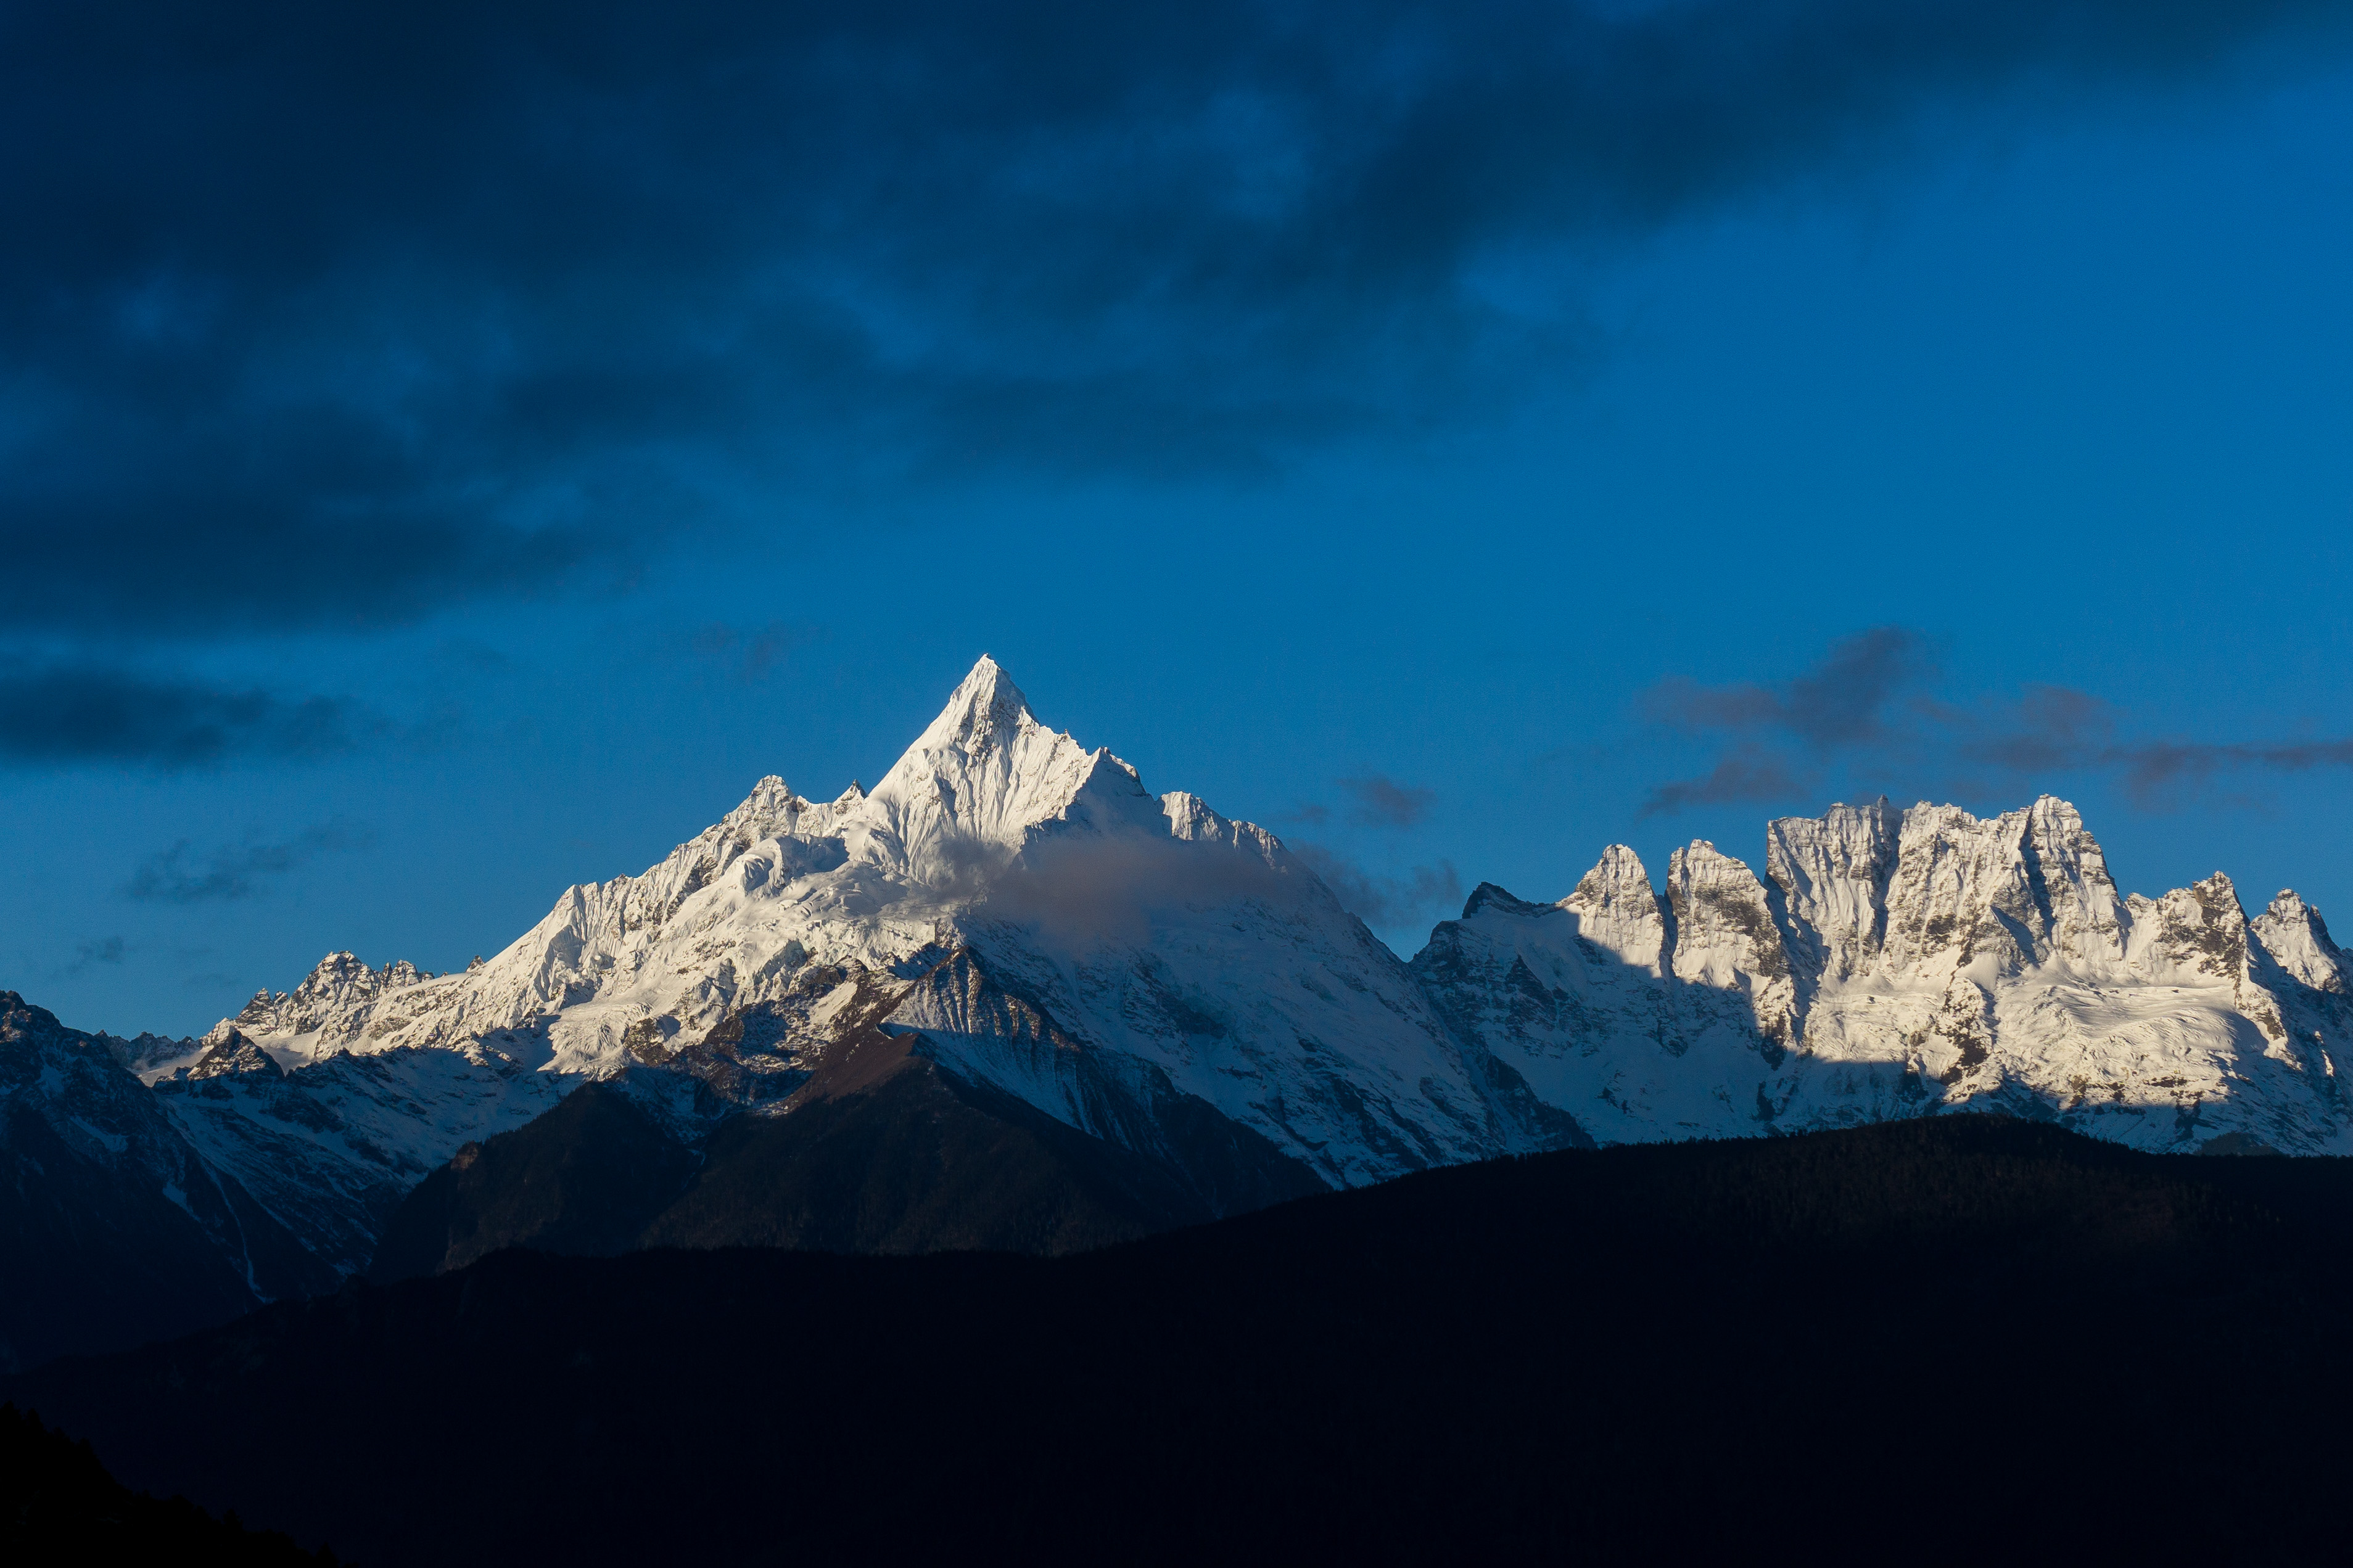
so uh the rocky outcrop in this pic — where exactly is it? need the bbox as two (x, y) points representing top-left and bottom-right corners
(1665, 841), (1794, 1047)
(1416, 796), (2353, 1154)
(231, 951), (435, 1044)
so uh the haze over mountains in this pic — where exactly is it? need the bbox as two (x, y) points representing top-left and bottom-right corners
(7, 655), (2352, 1366)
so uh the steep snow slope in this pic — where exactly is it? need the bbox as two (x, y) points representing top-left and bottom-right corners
(172, 662), (2353, 1285)
(1416, 797), (2353, 1153)
(188, 657), (1575, 1250)
(1412, 842), (1795, 1144)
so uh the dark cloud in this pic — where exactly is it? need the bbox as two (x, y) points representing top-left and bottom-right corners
(123, 821), (376, 904)
(65, 936), (128, 975)
(1637, 747), (1807, 819)
(4, 0), (2344, 634)
(1638, 628), (2353, 814)
(1644, 628), (1932, 751)
(688, 622), (821, 684)
(2110, 737), (2353, 805)
(1952, 682), (2117, 773)
(1289, 844), (1463, 930)
(1639, 626), (1935, 813)
(0, 661), (363, 767)
(1338, 775), (1438, 829)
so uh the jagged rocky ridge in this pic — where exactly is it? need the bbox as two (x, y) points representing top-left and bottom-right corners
(1420, 799), (2353, 1152)
(21, 656), (2353, 1316)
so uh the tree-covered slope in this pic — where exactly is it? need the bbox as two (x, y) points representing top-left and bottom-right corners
(16, 1116), (2353, 1566)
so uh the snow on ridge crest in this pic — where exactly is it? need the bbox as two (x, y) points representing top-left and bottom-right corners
(187, 661), (2353, 1239)
(2255, 889), (2349, 997)
(844, 654), (1165, 883)
(186, 654), (1607, 1209)
(1561, 845), (1667, 974)
(1423, 792), (2353, 1154)
(231, 950), (436, 1048)
(214, 656), (1308, 1085)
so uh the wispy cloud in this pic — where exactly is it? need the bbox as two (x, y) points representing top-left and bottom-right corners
(1287, 774), (1439, 830)
(62, 935), (128, 975)
(957, 827), (1461, 946)
(1338, 774), (1438, 829)
(968, 832), (1304, 949)
(1290, 844), (1464, 929)
(688, 622), (822, 684)
(123, 821), (376, 904)
(1638, 748), (1809, 818)
(1643, 628), (1931, 752)
(2110, 737), (2353, 802)
(1638, 626), (2353, 815)
(1274, 775), (1451, 926)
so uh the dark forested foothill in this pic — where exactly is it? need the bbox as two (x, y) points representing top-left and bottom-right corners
(0, 993), (328, 1372)
(368, 1045), (1324, 1283)
(15, 1116), (2353, 1566)
(1, 1403), (336, 1563)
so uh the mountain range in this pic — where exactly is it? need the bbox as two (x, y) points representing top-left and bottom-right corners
(8, 654), (2352, 1365)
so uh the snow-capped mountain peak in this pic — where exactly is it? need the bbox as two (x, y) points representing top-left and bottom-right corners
(131, 663), (2353, 1297)
(2252, 889), (2349, 997)
(231, 951), (437, 1053)
(1563, 846), (1669, 973)
(844, 655), (1163, 883)
(166, 655), (1591, 1234)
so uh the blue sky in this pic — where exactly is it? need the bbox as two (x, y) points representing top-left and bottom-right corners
(6, 1), (2353, 1036)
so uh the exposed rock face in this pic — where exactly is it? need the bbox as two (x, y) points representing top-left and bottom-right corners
(184, 1027), (282, 1081)
(2253, 890), (2350, 996)
(1665, 840), (1794, 1045)
(1420, 797), (2353, 1154)
(231, 951), (435, 1043)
